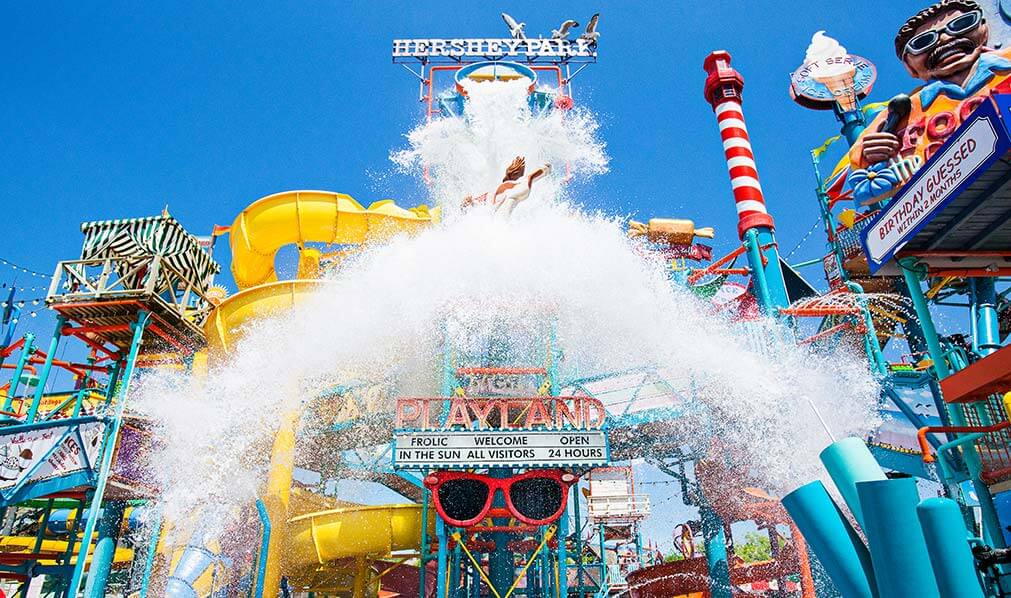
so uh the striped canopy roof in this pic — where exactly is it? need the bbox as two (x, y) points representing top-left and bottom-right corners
(80, 215), (220, 290)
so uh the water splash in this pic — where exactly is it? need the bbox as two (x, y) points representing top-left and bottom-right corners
(133, 78), (880, 539)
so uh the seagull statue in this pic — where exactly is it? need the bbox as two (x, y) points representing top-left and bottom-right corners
(551, 19), (579, 40)
(579, 13), (600, 44)
(501, 13), (526, 39)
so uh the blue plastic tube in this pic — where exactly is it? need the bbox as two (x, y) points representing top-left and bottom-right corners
(857, 478), (939, 598)
(820, 437), (886, 529)
(917, 497), (984, 598)
(782, 481), (876, 598)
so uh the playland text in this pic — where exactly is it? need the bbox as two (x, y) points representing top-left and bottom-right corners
(395, 396), (607, 431)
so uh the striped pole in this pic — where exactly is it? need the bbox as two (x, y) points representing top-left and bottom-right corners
(703, 50), (774, 240)
(703, 50), (791, 312)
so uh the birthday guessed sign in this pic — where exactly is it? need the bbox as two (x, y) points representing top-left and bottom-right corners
(393, 395), (610, 469)
(862, 115), (1002, 272)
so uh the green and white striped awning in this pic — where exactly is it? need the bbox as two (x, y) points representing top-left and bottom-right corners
(80, 215), (220, 289)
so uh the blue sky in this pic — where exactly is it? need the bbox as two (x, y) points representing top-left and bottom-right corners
(1, 1), (942, 548)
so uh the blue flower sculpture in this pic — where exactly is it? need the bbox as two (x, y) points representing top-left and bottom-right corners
(849, 162), (901, 204)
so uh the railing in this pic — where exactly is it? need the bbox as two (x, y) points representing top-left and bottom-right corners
(587, 494), (651, 521)
(47, 255), (213, 327)
(919, 395), (1011, 483)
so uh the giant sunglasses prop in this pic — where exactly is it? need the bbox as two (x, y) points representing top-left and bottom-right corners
(424, 469), (578, 527)
(903, 10), (983, 57)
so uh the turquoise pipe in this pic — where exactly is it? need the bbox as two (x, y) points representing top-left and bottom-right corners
(700, 503), (732, 598)
(2, 333), (34, 412)
(26, 317), (64, 422)
(781, 481), (875, 598)
(857, 478), (938, 597)
(138, 510), (163, 598)
(84, 500), (126, 598)
(970, 278), (1000, 356)
(436, 518), (449, 598)
(254, 499), (271, 598)
(820, 437), (886, 529)
(917, 498), (985, 598)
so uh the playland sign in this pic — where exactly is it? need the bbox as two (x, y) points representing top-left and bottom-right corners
(393, 396), (610, 469)
(392, 38), (596, 60)
(394, 430), (607, 469)
(862, 116), (1000, 272)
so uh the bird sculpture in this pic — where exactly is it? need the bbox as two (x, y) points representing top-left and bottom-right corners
(579, 13), (600, 44)
(551, 19), (579, 40)
(501, 13), (526, 39)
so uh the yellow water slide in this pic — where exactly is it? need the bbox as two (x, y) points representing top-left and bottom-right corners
(197, 190), (435, 597)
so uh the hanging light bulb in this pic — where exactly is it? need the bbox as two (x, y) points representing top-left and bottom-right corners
(29, 311), (37, 318)
(32, 300), (39, 306)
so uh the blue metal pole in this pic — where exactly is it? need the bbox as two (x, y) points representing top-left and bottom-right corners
(835, 107), (866, 146)
(83, 500), (126, 598)
(900, 258), (1004, 547)
(254, 499), (271, 598)
(420, 490), (430, 597)
(137, 509), (163, 598)
(68, 311), (148, 597)
(436, 518), (449, 598)
(970, 278), (1001, 356)
(488, 469), (513, 594)
(27, 316), (65, 423)
(857, 478), (939, 598)
(917, 497), (985, 598)
(558, 506), (568, 597)
(700, 503), (732, 598)
(2, 333), (34, 413)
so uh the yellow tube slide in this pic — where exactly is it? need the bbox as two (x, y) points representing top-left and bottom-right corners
(229, 190), (435, 290)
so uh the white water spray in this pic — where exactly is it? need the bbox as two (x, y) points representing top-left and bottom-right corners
(134, 77), (880, 539)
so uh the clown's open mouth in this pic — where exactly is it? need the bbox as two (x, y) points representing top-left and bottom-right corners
(927, 37), (978, 70)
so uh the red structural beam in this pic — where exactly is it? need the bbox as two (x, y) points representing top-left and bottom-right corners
(927, 268), (1011, 277)
(939, 343), (1011, 403)
(899, 250), (1011, 258)
(688, 245), (747, 284)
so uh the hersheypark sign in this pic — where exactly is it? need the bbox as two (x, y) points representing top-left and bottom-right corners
(392, 38), (597, 62)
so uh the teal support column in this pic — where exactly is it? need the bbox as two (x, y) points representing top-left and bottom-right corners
(598, 524), (607, 591)
(138, 509), (163, 598)
(573, 484), (584, 595)
(819, 437), (886, 529)
(436, 518), (449, 598)
(917, 497), (985, 598)
(558, 504), (568, 597)
(781, 481), (875, 598)
(254, 499), (271, 598)
(2, 333), (34, 413)
(27, 316), (65, 422)
(857, 478), (939, 598)
(743, 228), (790, 315)
(836, 107), (866, 146)
(700, 503), (732, 598)
(450, 540), (462, 597)
(900, 258), (1004, 547)
(83, 500), (126, 598)
(970, 278), (1001, 356)
(488, 469), (513, 594)
(420, 490), (430, 597)
(68, 311), (149, 598)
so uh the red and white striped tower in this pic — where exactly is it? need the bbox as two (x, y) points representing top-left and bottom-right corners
(702, 50), (790, 311)
(702, 50), (775, 240)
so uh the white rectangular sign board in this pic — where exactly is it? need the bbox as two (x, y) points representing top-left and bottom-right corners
(863, 116), (999, 271)
(0, 421), (104, 490)
(394, 430), (608, 469)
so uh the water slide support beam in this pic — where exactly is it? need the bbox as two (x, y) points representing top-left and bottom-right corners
(68, 310), (149, 598)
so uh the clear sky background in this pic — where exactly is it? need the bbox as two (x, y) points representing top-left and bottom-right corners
(1, 0), (946, 550)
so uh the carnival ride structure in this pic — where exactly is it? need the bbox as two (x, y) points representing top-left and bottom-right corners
(8, 6), (1011, 598)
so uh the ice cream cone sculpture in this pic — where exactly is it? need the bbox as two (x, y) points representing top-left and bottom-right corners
(628, 218), (715, 245)
(804, 31), (859, 112)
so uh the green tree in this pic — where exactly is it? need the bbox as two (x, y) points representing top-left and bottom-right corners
(735, 531), (773, 563)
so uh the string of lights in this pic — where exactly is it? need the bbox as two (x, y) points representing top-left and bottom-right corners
(0, 256), (50, 280)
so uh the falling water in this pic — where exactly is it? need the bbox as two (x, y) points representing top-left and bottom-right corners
(133, 76), (881, 542)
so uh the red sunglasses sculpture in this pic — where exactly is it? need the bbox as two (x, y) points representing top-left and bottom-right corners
(424, 469), (578, 528)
